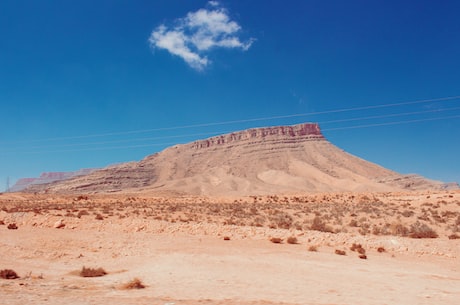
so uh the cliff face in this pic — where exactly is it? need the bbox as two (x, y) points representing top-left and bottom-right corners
(23, 122), (454, 195)
(190, 123), (323, 149)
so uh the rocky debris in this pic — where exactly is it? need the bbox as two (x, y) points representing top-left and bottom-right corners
(53, 219), (65, 229)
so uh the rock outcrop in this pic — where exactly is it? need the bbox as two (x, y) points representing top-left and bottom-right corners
(190, 123), (323, 149)
(24, 123), (455, 195)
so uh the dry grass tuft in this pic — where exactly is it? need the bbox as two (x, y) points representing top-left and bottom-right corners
(0, 269), (19, 279)
(286, 236), (298, 244)
(7, 223), (18, 230)
(409, 221), (438, 239)
(310, 217), (334, 233)
(308, 245), (318, 252)
(390, 222), (409, 236)
(79, 266), (107, 277)
(122, 278), (146, 289)
(350, 243), (366, 254)
(270, 237), (283, 244)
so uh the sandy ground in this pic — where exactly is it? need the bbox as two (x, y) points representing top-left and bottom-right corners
(1, 191), (459, 304)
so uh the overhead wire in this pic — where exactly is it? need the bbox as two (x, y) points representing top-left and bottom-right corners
(0, 95), (459, 155)
(322, 114), (460, 131)
(7, 114), (460, 155)
(7, 105), (460, 151)
(6, 95), (460, 144)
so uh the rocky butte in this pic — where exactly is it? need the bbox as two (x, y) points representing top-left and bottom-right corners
(24, 123), (457, 195)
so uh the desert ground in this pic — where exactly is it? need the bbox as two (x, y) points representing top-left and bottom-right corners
(1, 190), (459, 304)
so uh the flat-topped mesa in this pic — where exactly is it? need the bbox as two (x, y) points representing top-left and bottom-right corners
(191, 123), (324, 149)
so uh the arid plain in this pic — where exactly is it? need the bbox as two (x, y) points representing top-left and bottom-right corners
(2, 124), (460, 304)
(1, 190), (459, 305)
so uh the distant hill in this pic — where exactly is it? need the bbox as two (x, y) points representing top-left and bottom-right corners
(24, 123), (458, 195)
(10, 169), (96, 192)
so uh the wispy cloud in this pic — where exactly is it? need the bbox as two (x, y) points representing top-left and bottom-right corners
(148, 1), (254, 71)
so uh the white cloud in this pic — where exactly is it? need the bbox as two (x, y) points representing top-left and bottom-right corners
(148, 1), (254, 70)
(208, 1), (219, 7)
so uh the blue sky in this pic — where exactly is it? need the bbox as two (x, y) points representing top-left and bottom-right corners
(1, 0), (459, 190)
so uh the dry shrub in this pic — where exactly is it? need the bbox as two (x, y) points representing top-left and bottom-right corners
(308, 245), (318, 252)
(77, 210), (90, 218)
(390, 222), (409, 236)
(0, 269), (19, 279)
(95, 214), (104, 220)
(350, 243), (366, 254)
(359, 254), (367, 259)
(409, 221), (438, 238)
(448, 233), (460, 240)
(0, 220), (5, 225)
(23, 271), (44, 280)
(223, 236), (231, 241)
(348, 219), (359, 227)
(310, 217), (334, 233)
(287, 236), (298, 244)
(7, 223), (18, 230)
(122, 278), (145, 289)
(270, 237), (283, 244)
(401, 210), (414, 217)
(377, 246), (386, 253)
(335, 249), (346, 256)
(80, 266), (107, 277)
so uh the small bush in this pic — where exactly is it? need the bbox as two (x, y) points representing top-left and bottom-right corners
(122, 278), (145, 289)
(448, 233), (460, 240)
(310, 217), (334, 233)
(287, 236), (298, 244)
(77, 210), (90, 218)
(223, 236), (231, 241)
(359, 254), (367, 259)
(350, 243), (366, 254)
(270, 237), (283, 244)
(335, 249), (346, 256)
(377, 247), (386, 253)
(308, 245), (318, 252)
(0, 269), (19, 279)
(409, 221), (438, 238)
(95, 214), (104, 220)
(80, 266), (107, 277)
(390, 222), (409, 236)
(401, 210), (414, 217)
(7, 223), (18, 230)
(348, 219), (358, 227)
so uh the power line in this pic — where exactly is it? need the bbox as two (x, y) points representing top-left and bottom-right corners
(2, 113), (459, 155)
(315, 106), (460, 125)
(322, 114), (460, 131)
(6, 95), (460, 144)
(6, 105), (460, 152)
